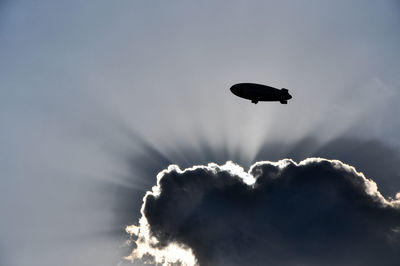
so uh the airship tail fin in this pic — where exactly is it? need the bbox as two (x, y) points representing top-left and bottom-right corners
(281, 88), (288, 93)
(280, 100), (287, 104)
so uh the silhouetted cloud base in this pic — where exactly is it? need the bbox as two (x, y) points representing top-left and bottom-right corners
(126, 159), (400, 266)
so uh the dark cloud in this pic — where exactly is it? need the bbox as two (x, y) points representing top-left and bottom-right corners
(255, 136), (400, 196)
(111, 129), (400, 263)
(126, 159), (400, 266)
(108, 130), (245, 235)
(112, 133), (400, 234)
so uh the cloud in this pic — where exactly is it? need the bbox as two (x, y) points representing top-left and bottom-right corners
(255, 136), (400, 196)
(110, 134), (400, 237)
(126, 159), (400, 266)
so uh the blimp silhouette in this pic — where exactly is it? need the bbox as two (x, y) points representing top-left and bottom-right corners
(230, 83), (292, 104)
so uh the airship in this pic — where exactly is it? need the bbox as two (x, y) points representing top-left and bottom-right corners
(230, 83), (292, 104)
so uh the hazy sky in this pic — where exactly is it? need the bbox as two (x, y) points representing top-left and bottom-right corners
(1, 1), (400, 265)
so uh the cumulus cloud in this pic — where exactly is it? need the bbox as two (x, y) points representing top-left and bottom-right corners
(125, 158), (400, 265)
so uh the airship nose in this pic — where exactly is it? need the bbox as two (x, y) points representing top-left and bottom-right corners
(230, 85), (240, 95)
